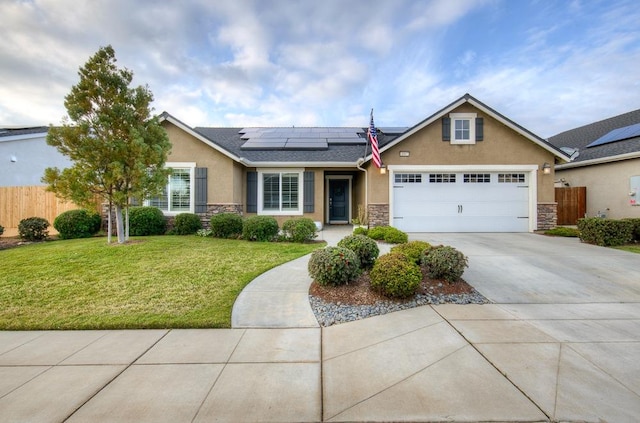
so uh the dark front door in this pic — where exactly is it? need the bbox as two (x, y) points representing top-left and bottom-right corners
(329, 179), (349, 222)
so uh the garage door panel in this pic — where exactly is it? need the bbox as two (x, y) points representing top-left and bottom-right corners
(392, 171), (531, 232)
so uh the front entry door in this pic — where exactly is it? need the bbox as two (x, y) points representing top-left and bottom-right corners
(329, 179), (349, 223)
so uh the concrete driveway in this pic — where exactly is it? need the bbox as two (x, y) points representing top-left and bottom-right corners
(412, 232), (640, 304)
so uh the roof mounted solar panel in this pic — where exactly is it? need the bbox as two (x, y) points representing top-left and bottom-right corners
(587, 123), (640, 148)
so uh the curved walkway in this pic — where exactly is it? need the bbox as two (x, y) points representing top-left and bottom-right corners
(1, 233), (638, 422)
(231, 225), (352, 328)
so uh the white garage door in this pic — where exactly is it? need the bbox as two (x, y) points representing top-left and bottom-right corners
(392, 172), (530, 232)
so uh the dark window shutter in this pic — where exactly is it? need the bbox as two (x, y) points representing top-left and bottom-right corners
(247, 171), (257, 213)
(303, 171), (314, 213)
(442, 117), (451, 141)
(476, 117), (484, 141)
(194, 167), (208, 213)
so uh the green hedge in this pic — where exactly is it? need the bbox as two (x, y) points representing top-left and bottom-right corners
(18, 217), (50, 241)
(577, 217), (633, 246)
(172, 213), (202, 235)
(623, 218), (640, 242)
(337, 234), (380, 269)
(54, 209), (102, 239)
(242, 216), (279, 241)
(282, 218), (317, 243)
(128, 207), (167, 236)
(308, 246), (361, 286)
(367, 226), (408, 244)
(210, 213), (243, 238)
(370, 252), (421, 298)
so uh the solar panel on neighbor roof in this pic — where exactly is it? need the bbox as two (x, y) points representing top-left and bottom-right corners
(587, 123), (640, 148)
(241, 139), (287, 149)
(284, 139), (328, 149)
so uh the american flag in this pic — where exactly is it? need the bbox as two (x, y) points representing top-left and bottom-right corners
(368, 109), (381, 168)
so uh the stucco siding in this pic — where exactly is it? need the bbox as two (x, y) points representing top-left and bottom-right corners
(372, 104), (556, 203)
(163, 121), (237, 204)
(556, 158), (640, 219)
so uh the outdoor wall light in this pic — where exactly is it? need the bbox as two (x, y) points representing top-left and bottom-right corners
(542, 162), (551, 174)
(10, 155), (17, 163)
(380, 164), (387, 175)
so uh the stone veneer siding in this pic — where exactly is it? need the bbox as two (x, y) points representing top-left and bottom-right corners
(537, 202), (557, 230)
(198, 204), (244, 228)
(368, 203), (389, 227)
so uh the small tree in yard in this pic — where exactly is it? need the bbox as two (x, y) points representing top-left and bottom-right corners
(43, 45), (171, 243)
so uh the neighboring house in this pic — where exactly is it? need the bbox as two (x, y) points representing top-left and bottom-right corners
(0, 126), (77, 235)
(159, 94), (569, 232)
(0, 126), (71, 186)
(548, 109), (640, 219)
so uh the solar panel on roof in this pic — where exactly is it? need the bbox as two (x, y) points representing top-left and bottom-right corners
(587, 123), (640, 148)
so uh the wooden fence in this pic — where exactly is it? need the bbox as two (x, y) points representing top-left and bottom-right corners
(555, 186), (587, 225)
(0, 186), (99, 236)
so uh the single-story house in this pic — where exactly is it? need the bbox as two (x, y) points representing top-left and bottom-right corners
(159, 94), (569, 232)
(548, 109), (640, 220)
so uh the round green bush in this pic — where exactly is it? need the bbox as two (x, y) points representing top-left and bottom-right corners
(282, 218), (318, 243)
(391, 241), (432, 265)
(352, 226), (368, 236)
(172, 213), (202, 235)
(308, 246), (361, 286)
(421, 245), (468, 283)
(337, 234), (380, 269)
(18, 217), (50, 241)
(242, 215), (279, 241)
(128, 206), (167, 236)
(210, 213), (243, 238)
(369, 252), (421, 298)
(53, 209), (102, 239)
(367, 226), (408, 244)
(0, 224), (4, 236)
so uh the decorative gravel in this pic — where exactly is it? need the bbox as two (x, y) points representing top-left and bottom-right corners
(309, 291), (489, 327)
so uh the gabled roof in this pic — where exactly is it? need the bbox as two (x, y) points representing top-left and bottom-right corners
(373, 93), (570, 163)
(160, 93), (569, 168)
(549, 109), (640, 169)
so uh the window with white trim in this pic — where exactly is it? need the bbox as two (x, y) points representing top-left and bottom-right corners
(464, 173), (490, 183)
(429, 173), (456, 183)
(395, 173), (422, 183)
(498, 173), (526, 183)
(148, 164), (195, 213)
(259, 170), (302, 214)
(450, 113), (477, 144)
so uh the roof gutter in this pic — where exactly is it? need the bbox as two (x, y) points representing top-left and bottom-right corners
(236, 159), (360, 168)
(555, 151), (640, 170)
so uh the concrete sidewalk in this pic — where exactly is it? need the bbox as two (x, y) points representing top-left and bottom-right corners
(1, 229), (639, 422)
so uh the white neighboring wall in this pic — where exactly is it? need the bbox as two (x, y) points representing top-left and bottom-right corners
(0, 131), (72, 187)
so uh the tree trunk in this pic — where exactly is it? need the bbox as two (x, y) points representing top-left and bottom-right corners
(107, 202), (113, 244)
(114, 204), (126, 244)
(125, 206), (129, 241)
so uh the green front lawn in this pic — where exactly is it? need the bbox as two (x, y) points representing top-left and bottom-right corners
(614, 245), (640, 254)
(0, 236), (322, 330)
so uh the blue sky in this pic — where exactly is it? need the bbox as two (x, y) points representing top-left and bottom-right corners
(1, 0), (639, 137)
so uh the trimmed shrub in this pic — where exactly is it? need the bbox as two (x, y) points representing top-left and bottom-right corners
(352, 226), (368, 236)
(577, 217), (633, 246)
(0, 225), (4, 236)
(53, 209), (101, 239)
(242, 215), (279, 241)
(128, 206), (167, 236)
(308, 246), (361, 286)
(367, 226), (408, 244)
(623, 218), (640, 242)
(337, 234), (379, 269)
(210, 213), (243, 239)
(544, 226), (580, 237)
(18, 217), (49, 241)
(421, 245), (468, 283)
(282, 218), (318, 243)
(369, 252), (421, 298)
(172, 213), (202, 235)
(391, 241), (432, 265)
